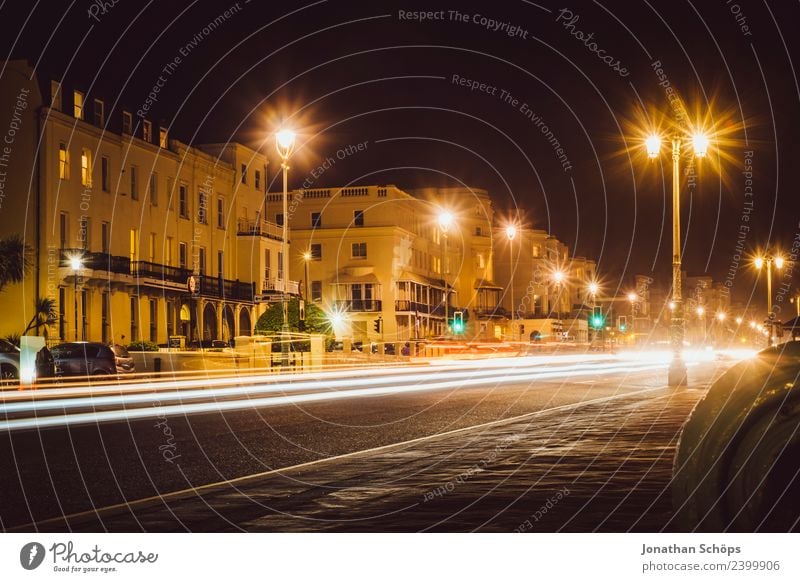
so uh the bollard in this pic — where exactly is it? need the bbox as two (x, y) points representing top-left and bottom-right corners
(672, 340), (800, 531)
(153, 357), (162, 373)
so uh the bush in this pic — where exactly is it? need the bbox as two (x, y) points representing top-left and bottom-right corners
(127, 340), (159, 352)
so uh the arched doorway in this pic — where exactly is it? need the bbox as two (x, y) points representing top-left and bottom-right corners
(238, 307), (252, 336)
(203, 303), (217, 341)
(222, 305), (235, 341)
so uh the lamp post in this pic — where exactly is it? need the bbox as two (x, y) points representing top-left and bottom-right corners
(302, 252), (311, 301)
(645, 130), (708, 386)
(754, 253), (784, 345)
(276, 128), (296, 366)
(438, 211), (454, 335)
(70, 256), (82, 341)
(506, 224), (518, 340)
(551, 269), (565, 317)
(588, 281), (600, 346)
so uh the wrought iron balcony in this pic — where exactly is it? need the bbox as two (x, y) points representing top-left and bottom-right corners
(262, 279), (300, 295)
(334, 299), (383, 312)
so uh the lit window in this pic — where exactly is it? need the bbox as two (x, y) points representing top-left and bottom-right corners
(122, 111), (133, 134)
(159, 127), (168, 148)
(73, 90), (84, 119)
(80, 149), (92, 186)
(58, 143), (69, 180)
(143, 120), (152, 142)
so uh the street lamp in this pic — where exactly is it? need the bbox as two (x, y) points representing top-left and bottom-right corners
(302, 251), (311, 301)
(551, 269), (566, 317)
(753, 252), (784, 345)
(438, 210), (454, 335)
(644, 128), (710, 386)
(70, 256), (83, 341)
(275, 127), (296, 366)
(506, 224), (518, 340)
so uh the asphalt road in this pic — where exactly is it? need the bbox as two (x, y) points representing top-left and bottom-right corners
(0, 356), (731, 531)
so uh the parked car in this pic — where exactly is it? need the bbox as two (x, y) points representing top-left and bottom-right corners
(0, 339), (55, 385)
(51, 342), (135, 378)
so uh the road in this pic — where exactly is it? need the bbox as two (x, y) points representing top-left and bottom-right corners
(0, 353), (734, 532)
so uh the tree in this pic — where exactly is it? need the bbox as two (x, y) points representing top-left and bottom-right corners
(0, 234), (30, 294)
(23, 297), (58, 337)
(255, 299), (331, 335)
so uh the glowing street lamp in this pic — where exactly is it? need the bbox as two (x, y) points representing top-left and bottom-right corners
(506, 224), (518, 339)
(753, 251), (784, 345)
(643, 125), (712, 386)
(438, 210), (455, 334)
(70, 256), (83, 341)
(275, 127), (296, 367)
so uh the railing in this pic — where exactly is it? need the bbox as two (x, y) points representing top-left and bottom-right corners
(199, 275), (254, 301)
(131, 261), (191, 283)
(395, 300), (432, 314)
(60, 249), (131, 275)
(262, 279), (300, 295)
(237, 218), (283, 241)
(334, 299), (383, 312)
(473, 307), (508, 318)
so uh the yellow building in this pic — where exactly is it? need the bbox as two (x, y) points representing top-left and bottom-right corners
(0, 60), (293, 346)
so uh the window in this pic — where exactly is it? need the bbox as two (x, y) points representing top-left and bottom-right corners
(58, 143), (69, 179)
(73, 90), (84, 119)
(240, 163), (247, 184)
(80, 148), (92, 186)
(309, 243), (322, 260)
(476, 253), (485, 269)
(101, 222), (110, 253)
(311, 212), (322, 228)
(475, 227), (482, 236)
(275, 213), (284, 226)
(352, 242), (367, 259)
(179, 184), (188, 218)
(311, 281), (322, 303)
(354, 210), (364, 227)
(149, 299), (158, 342)
(149, 233), (157, 262)
(264, 249), (271, 281)
(101, 292), (110, 343)
(216, 197), (224, 229)
(197, 191), (208, 224)
(217, 251), (224, 278)
(50, 81), (61, 110)
(198, 247), (206, 275)
(532, 244), (541, 258)
(122, 111), (132, 134)
(143, 120), (152, 143)
(129, 228), (139, 261)
(93, 99), (104, 126)
(130, 166), (139, 200)
(59, 212), (68, 249)
(165, 237), (174, 266)
(130, 297), (138, 342)
(179, 242), (187, 269)
(149, 172), (157, 205)
(101, 156), (110, 192)
(159, 127), (168, 148)
(254, 170), (261, 190)
(78, 216), (90, 250)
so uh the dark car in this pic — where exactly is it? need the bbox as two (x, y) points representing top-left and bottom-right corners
(51, 342), (135, 378)
(0, 339), (55, 385)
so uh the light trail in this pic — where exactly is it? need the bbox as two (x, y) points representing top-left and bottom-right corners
(0, 360), (667, 432)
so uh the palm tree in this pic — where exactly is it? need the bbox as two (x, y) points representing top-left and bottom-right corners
(23, 297), (58, 337)
(0, 234), (30, 294)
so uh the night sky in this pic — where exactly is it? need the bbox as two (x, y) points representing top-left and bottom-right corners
(3, 0), (799, 304)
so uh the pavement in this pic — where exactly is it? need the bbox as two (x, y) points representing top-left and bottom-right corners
(7, 359), (730, 533)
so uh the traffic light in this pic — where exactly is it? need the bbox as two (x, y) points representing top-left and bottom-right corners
(618, 315), (627, 331)
(373, 317), (382, 334)
(452, 311), (464, 334)
(590, 306), (605, 329)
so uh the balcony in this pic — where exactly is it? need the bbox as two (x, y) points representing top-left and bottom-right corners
(262, 279), (300, 295)
(237, 218), (283, 241)
(334, 299), (383, 312)
(199, 275), (254, 301)
(59, 249), (131, 275)
(473, 306), (509, 319)
(131, 260), (191, 284)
